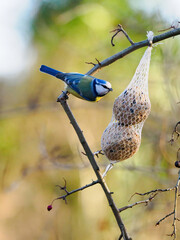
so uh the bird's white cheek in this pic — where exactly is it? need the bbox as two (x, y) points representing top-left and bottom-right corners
(95, 85), (108, 96)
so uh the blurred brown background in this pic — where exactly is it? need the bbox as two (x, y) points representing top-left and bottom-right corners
(0, 0), (180, 239)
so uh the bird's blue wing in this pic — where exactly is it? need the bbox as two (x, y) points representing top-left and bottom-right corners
(63, 73), (89, 95)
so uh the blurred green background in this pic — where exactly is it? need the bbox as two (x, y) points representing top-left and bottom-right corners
(0, 0), (180, 239)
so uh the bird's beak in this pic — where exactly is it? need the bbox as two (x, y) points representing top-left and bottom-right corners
(109, 88), (113, 91)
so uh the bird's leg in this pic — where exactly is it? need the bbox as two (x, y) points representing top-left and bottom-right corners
(57, 91), (69, 102)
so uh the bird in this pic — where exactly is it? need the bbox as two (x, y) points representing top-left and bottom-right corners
(40, 65), (113, 102)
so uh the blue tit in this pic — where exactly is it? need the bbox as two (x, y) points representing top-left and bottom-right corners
(40, 65), (113, 102)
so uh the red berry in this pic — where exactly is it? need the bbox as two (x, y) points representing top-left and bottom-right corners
(47, 205), (52, 211)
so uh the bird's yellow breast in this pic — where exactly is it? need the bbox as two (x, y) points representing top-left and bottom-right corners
(65, 85), (102, 102)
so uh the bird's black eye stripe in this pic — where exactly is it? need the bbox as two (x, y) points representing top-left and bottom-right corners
(102, 85), (109, 89)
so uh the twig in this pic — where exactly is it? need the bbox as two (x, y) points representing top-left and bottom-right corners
(54, 179), (99, 205)
(119, 194), (157, 212)
(57, 92), (131, 240)
(155, 211), (174, 226)
(158, 21), (180, 32)
(85, 58), (101, 67)
(171, 170), (180, 239)
(129, 187), (175, 202)
(86, 28), (180, 75)
(155, 171), (180, 239)
(170, 121), (180, 144)
(110, 24), (134, 46)
(129, 170), (180, 239)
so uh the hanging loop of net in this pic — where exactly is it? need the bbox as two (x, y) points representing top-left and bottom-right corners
(101, 45), (153, 163)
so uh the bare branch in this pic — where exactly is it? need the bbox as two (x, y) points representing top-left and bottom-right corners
(110, 24), (134, 46)
(55, 179), (99, 204)
(119, 194), (157, 212)
(85, 61), (96, 66)
(169, 121), (180, 145)
(129, 187), (175, 202)
(155, 170), (180, 239)
(86, 28), (180, 76)
(158, 27), (173, 32)
(57, 92), (131, 240)
(170, 170), (180, 239)
(85, 58), (101, 68)
(155, 211), (174, 226)
(129, 170), (180, 239)
(158, 21), (180, 32)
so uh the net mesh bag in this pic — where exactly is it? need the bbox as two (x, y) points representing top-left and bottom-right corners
(101, 46), (152, 164)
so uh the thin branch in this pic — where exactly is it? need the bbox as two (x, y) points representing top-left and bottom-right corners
(129, 170), (180, 239)
(155, 170), (180, 238)
(170, 121), (180, 144)
(86, 28), (180, 75)
(110, 24), (134, 46)
(155, 211), (174, 226)
(129, 187), (175, 202)
(85, 58), (101, 67)
(171, 170), (180, 239)
(158, 21), (180, 32)
(55, 179), (99, 204)
(47, 179), (99, 211)
(57, 92), (131, 240)
(119, 194), (157, 212)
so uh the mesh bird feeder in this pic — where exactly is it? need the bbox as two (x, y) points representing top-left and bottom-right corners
(101, 44), (153, 166)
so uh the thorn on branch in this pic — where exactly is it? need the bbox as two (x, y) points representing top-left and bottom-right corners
(110, 24), (134, 47)
(47, 178), (99, 211)
(95, 58), (101, 66)
(81, 151), (87, 156)
(158, 20), (180, 32)
(56, 178), (68, 192)
(85, 58), (101, 67)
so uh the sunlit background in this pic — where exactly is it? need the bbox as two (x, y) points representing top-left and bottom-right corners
(0, 0), (180, 239)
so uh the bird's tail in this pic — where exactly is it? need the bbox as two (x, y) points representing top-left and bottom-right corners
(40, 65), (62, 77)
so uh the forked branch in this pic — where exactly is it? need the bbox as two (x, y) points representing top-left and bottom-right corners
(87, 27), (180, 75)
